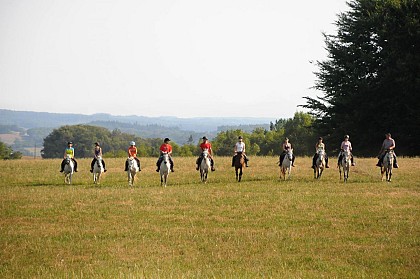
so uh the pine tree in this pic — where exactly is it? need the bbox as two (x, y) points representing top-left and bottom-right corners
(302, 0), (420, 155)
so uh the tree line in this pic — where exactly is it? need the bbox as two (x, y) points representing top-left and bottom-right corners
(40, 112), (320, 159)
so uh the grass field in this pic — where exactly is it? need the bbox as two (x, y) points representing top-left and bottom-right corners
(0, 156), (419, 278)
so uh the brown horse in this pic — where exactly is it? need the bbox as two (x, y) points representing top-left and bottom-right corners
(234, 152), (245, 182)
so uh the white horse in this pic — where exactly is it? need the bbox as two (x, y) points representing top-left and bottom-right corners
(92, 156), (104, 184)
(63, 155), (74, 185)
(127, 157), (139, 187)
(381, 149), (394, 182)
(199, 150), (211, 183)
(159, 153), (171, 187)
(339, 150), (351, 182)
(280, 149), (293, 180)
(314, 149), (326, 179)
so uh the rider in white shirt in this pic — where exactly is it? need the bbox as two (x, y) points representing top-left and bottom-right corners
(338, 135), (355, 166)
(279, 137), (296, 167)
(376, 133), (399, 168)
(232, 136), (249, 167)
(311, 137), (330, 168)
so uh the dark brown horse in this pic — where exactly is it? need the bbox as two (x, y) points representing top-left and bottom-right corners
(234, 152), (245, 182)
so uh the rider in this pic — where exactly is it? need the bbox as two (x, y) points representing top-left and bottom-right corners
(196, 136), (215, 171)
(338, 135), (355, 166)
(279, 137), (295, 167)
(124, 141), (141, 171)
(376, 133), (399, 168)
(60, 141), (78, 172)
(311, 137), (330, 169)
(90, 142), (107, 173)
(156, 138), (174, 172)
(232, 136), (249, 167)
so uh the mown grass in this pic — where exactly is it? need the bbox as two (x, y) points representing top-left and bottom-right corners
(0, 156), (419, 278)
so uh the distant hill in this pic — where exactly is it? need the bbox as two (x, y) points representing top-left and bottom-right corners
(0, 109), (273, 132)
(0, 109), (273, 154)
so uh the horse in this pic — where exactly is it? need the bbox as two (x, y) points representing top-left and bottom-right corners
(234, 152), (245, 182)
(92, 156), (104, 184)
(280, 149), (293, 180)
(339, 150), (351, 182)
(63, 155), (74, 185)
(199, 150), (211, 183)
(126, 157), (139, 187)
(314, 149), (326, 179)
(159, 153), (171, 187)
(381, 149), (394, 182)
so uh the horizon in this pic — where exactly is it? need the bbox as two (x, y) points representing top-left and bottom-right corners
(0, 108), (284, 121)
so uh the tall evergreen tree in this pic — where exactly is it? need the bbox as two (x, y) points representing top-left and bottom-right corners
(302, 0), (420, 155)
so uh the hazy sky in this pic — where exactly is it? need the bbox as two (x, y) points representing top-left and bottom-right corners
(0, 0), (349, 119)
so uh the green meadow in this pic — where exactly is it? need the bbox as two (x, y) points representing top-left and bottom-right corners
(0, 156), (419, 278)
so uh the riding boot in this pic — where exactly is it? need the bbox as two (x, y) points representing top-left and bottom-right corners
(351, 156), (355, 166)
(60, 160), (65, 172)
(376, 158), (382, 167)
(124, 160), (128, 171)
(393, 154), (399, 168)
(196, 157), (201, 171)
(90, 159), (95, 173)
(312, 154), (317, 169)
(292, 155), (296, 167)
(169, 157), (174, 172)
(325, 156), (329, 168)
(245, 155), (249, 167)
(73, 159), (78, 172)
(232, 155), (235, 167)
(279, 153), (285, 166)
(337, 155), (342, 167)
(156, 157), (162, 172)
(211, 159), (215, 171)
(135, 158), (141, 171)
(102, 160), (107, 172)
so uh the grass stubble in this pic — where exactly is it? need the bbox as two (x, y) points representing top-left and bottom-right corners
(0, 156), (419, 278)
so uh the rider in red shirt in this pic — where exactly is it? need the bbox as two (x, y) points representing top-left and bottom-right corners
(124, 141), (141, 171)
(156, 138), (174, 172)
(196, 136), (215, 171)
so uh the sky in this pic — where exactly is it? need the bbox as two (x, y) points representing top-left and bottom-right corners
(0, 0), (349, 119)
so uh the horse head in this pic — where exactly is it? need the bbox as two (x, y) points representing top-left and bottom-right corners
(64, 155), (72, 165)
(286, 149), (293, 161)
(202, 150), (209, 158)
(317, 149), (325, 160)
(96, 156), (102, 165)
(127, 157), (138, 170)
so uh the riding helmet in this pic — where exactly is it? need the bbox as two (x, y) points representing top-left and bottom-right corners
(164, 138), (170, 142)
(130, 141), (136, 146)
(202, 136), (208, 140)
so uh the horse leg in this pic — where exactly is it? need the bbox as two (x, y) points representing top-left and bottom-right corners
(238, 168), (242, 182)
